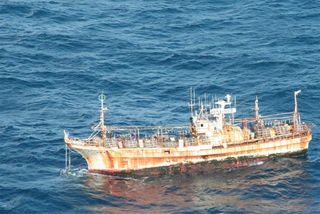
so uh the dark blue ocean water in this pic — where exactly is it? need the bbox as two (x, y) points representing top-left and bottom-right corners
(1, 0), (320, 213)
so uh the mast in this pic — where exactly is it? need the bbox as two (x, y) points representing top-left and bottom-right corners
(255, 96), (260, 122)
(99, 93), (107, 143)
(293, 90), (301, 130)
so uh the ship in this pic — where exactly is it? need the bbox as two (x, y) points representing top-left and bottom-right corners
(64, 89), (312, 176)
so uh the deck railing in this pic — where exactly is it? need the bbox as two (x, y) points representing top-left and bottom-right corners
(81, 123), (311, 149)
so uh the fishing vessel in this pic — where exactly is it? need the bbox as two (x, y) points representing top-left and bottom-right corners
(64, 89), (312, 176)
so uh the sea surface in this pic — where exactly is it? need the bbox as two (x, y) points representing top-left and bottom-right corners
(1, 0), (320, 213)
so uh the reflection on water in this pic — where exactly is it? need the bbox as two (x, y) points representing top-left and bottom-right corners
(82, 175), (193, 213)
(80, 156), (320, 213)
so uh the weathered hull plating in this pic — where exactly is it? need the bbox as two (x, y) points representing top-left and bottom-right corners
(67, 133), (311, 176)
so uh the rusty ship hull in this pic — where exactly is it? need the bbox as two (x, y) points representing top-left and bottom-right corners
(65, 131), (311, 176)
(64, 90), (313, 176)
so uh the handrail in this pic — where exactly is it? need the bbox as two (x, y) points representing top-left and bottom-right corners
(107, 124), (190, 131)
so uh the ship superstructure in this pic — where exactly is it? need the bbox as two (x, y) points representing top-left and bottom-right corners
(64, 90), (312, 176)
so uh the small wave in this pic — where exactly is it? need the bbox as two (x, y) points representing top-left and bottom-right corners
(172, 60), (206, 70)
(60, 167), (88, 178)
(0, 3), (32, 15)
(26, 8), (53, 19)
(0, 195), (22, 212)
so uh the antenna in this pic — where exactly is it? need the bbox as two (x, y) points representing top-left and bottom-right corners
(204, 93), (207, 111)
(189, 87), (195, 117)
(193, 88), (196, 114)
(231, 94), (234, 124)
(211, 95), (214, 109)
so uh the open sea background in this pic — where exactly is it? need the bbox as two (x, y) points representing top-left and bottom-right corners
(1, 0), (320, 213)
